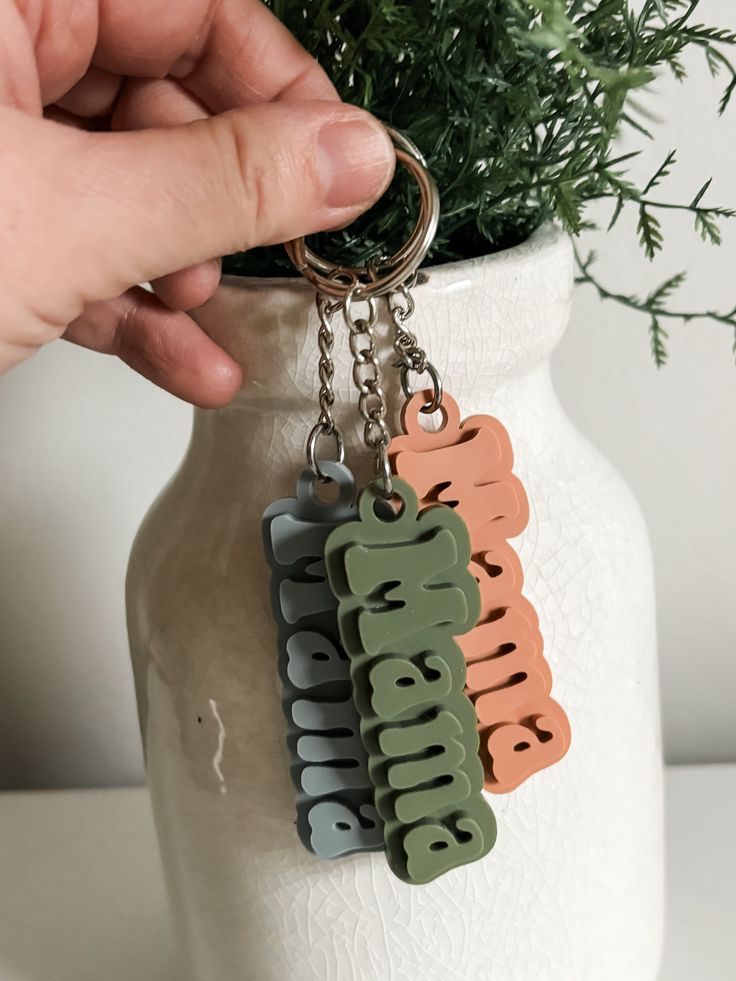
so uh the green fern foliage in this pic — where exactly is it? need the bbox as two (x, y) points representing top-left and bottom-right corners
(223, 0), (736, 360)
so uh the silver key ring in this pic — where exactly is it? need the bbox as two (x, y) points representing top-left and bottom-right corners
(284, 127), (439, 300)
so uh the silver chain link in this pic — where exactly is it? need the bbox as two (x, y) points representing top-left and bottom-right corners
(306, 277), (441, 492)
(387, 281), (443, 414)
(306, 293), (345, 480)
(343, 289), (394, 498)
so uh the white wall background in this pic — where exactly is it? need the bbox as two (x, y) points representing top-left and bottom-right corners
(553, 0), (736, 765)
(0, 3), (734, 788)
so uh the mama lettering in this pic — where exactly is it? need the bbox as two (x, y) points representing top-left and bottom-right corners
(262, 464), (383, 858)
(326, 478), (497, 884)
(391, 393), (571, 794)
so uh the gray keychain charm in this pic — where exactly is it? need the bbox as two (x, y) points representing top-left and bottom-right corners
(263, 461), (383, 858)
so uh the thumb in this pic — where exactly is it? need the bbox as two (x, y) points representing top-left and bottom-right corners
(0, 101), (395, 331)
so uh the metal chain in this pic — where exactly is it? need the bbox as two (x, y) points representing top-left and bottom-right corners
(387, 281), (443, 413)
(307, 276), (441, 492)
(343, 289), (393, 498)
(306, 293), (345, 480)
(292, 126), (442, 491)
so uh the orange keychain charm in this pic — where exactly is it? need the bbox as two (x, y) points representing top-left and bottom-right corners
(390, 391), (571, 793)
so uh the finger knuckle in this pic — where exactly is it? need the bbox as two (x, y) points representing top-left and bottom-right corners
(210, 111), (310, 248)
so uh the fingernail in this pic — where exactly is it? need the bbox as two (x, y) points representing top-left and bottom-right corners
(318, 117), (394, 209)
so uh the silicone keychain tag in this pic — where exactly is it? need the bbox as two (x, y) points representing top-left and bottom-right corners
(390, 393), (571, 794)
(325, 477), (497, 884)
(262, 462), (383, 857)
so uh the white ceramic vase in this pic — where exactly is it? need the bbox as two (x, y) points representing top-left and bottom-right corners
(127, 224), (664, 981)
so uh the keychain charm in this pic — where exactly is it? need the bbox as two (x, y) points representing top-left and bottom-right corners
(264, 124), (569, 883)
(263, 462), (383, 857)
(390, 393), (571, 792)
(262, 291), (383, 858)
(325, 478), (496, 884)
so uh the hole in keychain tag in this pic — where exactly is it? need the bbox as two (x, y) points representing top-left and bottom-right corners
(325, 477), (497, 885)
(390, 392), (572, 794)
(262, 462), (384, 858)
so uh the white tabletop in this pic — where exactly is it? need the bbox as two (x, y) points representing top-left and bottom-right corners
(0, 765), (733, 980)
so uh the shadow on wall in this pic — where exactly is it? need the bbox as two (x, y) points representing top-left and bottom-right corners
(0, 477), (140, 789)
(0, 342), (191, 790)
(0, 791), (178, 980)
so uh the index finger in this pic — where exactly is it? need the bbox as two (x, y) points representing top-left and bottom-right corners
(94, 0), (338, 111)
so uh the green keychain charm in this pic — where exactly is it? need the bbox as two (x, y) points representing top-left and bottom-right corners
(325, 478), (497, 884)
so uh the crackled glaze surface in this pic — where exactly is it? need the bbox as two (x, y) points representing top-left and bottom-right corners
(126, 224), (664, 981)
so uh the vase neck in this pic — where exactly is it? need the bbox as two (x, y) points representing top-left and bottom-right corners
(192, 223), (573, 419)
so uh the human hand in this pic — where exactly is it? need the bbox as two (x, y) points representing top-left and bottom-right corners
(0, 0), (395, 405)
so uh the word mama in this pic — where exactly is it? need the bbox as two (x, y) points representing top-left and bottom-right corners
(262, 464), (383, 858)
(326, 478), (496, 884)
(391, 393), (571, 793)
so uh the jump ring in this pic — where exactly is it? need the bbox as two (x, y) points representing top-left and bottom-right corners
(400, 361), (443, 413)
(306, 423), (345, 480)
(376, 444), (394, 499)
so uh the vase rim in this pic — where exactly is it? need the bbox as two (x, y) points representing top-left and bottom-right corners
(219, 221), (568, 293)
